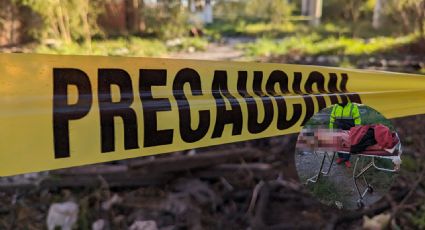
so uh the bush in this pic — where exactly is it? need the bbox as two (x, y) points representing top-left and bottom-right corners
(213, 0), (294, 24)
(35, 37), (168, 57)
(142, 1), (190, 40)
(385, 0), (425, 39)
(239, 34), (416, 57)
(244, 0), (294, 24)
(15, 0), (104, 43)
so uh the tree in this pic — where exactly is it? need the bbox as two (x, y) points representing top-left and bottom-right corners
(14, 0), (104, 45)
(373, 0), (383, 29)
(387, 0), (425, 40)
(245, 0), (294, 24)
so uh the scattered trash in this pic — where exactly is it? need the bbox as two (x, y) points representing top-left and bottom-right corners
(165, 38), (183, 47)
(188, 46), (196, 53)
(187, 149), (197, 156)
(335, 201), (343, 209)
(174, 179), (218, 207)
(92, 219), (107, 230)
(101, 194), (123, 211)
(0, 171), (49, 186)
(129, 220), (158, 230)
(46, 201), (79, 230)
(363, 213), (391, 230)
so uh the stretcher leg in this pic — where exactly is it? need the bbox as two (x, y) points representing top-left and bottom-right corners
(353, 156), (374, 208)
(323, 152), (336, 176)
(306, 152), (335, 184)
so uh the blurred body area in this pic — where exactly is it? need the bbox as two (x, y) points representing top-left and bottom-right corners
(0, 0), (425, 229)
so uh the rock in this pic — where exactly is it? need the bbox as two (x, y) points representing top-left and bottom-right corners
(0, 171), (49, 186)
(174, 179), (218, 207)
(92, 219), (107, 230)
(165, 38), (183, 47)
(129, 220), (158, 230)
(46, 201), (79, 230)
(362, 213), (391, 230)
(162, 193), (190, 215)
(188, 46), (196, 53)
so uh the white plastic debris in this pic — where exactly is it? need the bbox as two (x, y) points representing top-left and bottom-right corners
(363, 213), (391, 230)
(392, 156), (402, 171)
(92, 219), (106, 230)
(165, 38), (182, 47)
(46, 201), (79, 230)
(187, 149), (197, 156)
(334, 201), (343, 209)
(128, 220), (158, 230)
(101, 194), (123, 211)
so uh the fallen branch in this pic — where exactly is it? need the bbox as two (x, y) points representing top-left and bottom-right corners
(128, 148), (264, 173)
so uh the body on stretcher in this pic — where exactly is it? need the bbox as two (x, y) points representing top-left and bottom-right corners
(336, 127), (402, 171)
(296, 125), (402, 208)
(297, 126), (402, 171)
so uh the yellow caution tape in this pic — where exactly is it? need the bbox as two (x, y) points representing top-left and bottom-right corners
(0, 53), (424, 176)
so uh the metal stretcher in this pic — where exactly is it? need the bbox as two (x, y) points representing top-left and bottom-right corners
(297, 128), (402, 208)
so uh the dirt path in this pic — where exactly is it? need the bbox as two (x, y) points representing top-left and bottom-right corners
(167, 37), (252, 61)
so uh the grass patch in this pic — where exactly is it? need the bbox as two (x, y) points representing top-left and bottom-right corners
(401, 155), (420, 172)
(35, 37), (169, 57)
(35, 36), (210, 57)
(239, 34), (416, 57)
(308, 178), (349, 207)
(363, 161), (396, 189)
(205, 20), (296, 37)
(407, 203), (425, 229)
(205, 20), (353, 38)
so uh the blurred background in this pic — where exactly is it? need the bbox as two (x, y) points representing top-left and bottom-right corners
(0, 0), (424, 73)
(1, 1), (425, 229)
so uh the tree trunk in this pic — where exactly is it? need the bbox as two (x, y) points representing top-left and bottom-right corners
(417, 1), (425, 41)
(399, 6), (411, 35)
(55, 3), (71, 43)
(204, 0), (213, 24)
(309, 0), (322, 26)
(372, 0), (383, 29)
(80, 0), (92, 52)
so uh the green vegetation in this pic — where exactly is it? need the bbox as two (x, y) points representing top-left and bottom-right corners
(401, 155), (421, 172)
(239, 31), (417, 58)
(306, 178), (349, 207)
(209, 0), (425, 63)
(14, 0), (103, 44)
(205, 20), (296, 38)
(408, 203), (425, 229)
(141, 1), (192, 39)
(363, 159), (396, 188)
(213, 0), (293, 24)
(34, 37), (208, 57)
(2, 0), (423, 61)
(35, 37), (166, 56)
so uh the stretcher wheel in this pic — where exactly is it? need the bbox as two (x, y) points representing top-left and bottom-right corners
(367, 185), (374, 194)
(357, 200), (364, 209)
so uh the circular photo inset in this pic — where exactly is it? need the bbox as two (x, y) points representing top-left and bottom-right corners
(295, 103), (402, 209)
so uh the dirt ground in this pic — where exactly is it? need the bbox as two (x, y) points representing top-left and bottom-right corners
(166, 37), (251, 61)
